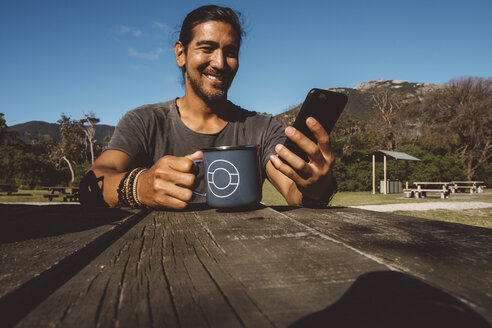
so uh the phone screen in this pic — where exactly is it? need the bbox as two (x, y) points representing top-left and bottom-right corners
(283, 88), (347, 162)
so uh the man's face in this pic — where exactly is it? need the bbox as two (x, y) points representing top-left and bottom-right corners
(178, 21), (240, 103)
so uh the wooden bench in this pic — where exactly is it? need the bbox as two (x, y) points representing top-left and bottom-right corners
(43, 194), (58, 201)
(411, 188), (450, 199)
(450, 181), (486, 194)
(0, 205), (490, 327)
(63, 194), (78, 202)
(404, 189), (450, 199)
(407, 182), (452, 199)
(0, 184), (18, 195)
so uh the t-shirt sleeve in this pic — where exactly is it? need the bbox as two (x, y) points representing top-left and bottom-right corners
(260, 117), (286, 172)
(106, 109), (150, 166)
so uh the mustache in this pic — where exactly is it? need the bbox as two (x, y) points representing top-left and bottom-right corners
(199, 66), (231, 79)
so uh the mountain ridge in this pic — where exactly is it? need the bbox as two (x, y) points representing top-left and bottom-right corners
(274, 79), (441, 129)
(6, 79), (441, 144)
(7, 121), (115, 144)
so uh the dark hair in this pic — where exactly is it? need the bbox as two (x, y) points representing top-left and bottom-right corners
(178, 5), (245, 52)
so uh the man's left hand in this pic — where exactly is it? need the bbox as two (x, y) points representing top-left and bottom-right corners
(269, 117), (335, 202)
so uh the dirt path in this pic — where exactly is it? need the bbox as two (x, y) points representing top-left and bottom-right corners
(349, 202), (492, 212)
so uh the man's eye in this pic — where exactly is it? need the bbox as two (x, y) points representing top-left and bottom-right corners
(225, 50), (238, 58)
(201, 47), (214, 53)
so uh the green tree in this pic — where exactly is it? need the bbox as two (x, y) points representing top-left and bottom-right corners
(0, 113), (6, 143)
(81, 113), (100, 164)
(0, 146), (63, 188)
(417, 77), (492, 179)
(48, 114), (87, 184)
(391, 145), (467, 183)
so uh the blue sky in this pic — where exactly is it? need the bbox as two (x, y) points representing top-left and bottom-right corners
(1, 0), (491, 126)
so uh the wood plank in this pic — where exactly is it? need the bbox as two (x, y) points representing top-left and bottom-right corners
(17, 207), (388, 327)
(277, 206), (492, 314)
(0, 204), (146, 327)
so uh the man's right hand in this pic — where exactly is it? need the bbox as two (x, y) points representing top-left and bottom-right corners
(136, 151), (203, 209)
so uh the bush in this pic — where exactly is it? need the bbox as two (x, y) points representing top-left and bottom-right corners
(332, 144), (468, 192)
(0, 146), (66, 188)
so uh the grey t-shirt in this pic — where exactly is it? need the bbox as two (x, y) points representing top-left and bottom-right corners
(107, 99), (286, 198)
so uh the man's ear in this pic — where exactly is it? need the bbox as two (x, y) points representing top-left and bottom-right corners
(174, 41), (186, 68)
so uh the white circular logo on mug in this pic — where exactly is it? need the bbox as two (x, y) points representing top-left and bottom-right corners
(207, 159), (240, 198)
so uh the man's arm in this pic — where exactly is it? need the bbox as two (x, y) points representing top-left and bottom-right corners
(81, 150), (133, 207)
(266, 117), (336, 206)
(81, 149), (203, 209)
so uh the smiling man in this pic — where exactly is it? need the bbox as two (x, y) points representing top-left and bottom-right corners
(80, 5), (336, 209)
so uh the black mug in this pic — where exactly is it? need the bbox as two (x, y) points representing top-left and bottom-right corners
(194, 145), (262, 209)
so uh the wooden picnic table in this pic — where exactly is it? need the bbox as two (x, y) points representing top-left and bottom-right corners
(42, 187), (68, 194)
(404, 182), (452, 199)
(41, 187), (80, 202)
(0, 183), (18, 195)
(0, 204), (491, 327)
(450, 181), (486, 194)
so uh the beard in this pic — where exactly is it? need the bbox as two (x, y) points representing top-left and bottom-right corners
(186, 68), (230, 104)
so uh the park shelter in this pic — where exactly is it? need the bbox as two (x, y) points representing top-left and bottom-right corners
(370, 150), (420, 194)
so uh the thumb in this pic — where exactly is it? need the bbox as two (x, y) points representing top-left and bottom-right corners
(185, 150), (203, 161)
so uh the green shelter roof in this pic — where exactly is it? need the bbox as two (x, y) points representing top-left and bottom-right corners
(371, 150), (421, 162)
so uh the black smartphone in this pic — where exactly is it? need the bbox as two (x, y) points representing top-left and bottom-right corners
(283, 88), (348, 162)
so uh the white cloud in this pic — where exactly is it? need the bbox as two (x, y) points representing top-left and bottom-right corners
(153, 21), (172, 34)
(120, 25), (142, 37)
(128, 47), (167, 61)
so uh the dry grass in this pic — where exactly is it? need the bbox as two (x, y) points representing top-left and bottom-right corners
(261, 180), (492, 228)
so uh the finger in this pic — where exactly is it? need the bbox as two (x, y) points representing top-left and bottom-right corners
(186, 150), (203, 161)
(285, 125), (324, 164)
(168, 156), (197, 173)
(269, 153), (308, 186)
(153, 164), (197, 187)
(158, 195), (189, 210)
(155, 179), (195, 203)
(305, 117), (332, 160)
(172, 172), (197, 188)
(275, 143), (312, 176)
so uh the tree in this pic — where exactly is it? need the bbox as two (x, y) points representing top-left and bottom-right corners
(81, 113), (100, 164)
(0, 113), (6, 143)
(417, 77), (492, 179)
(366, 87), (406, 151)
(0, 113), (22, 146)
(0, 145), (63, 188)
(48, 115), (87, 184)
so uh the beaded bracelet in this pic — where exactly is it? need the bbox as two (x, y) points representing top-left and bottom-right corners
(133, 168), (147, 207)
(116, 171), (131, 208)
(116, 167), (146, 208)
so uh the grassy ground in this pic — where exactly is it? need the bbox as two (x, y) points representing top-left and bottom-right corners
(261, 180), (492, 229)
(394, 208), (492, 229)
(0, 189), (75, 203)
(2, 183), (491, 228)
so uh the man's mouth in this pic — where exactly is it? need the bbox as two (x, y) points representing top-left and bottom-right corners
(204, 73), (224, 82)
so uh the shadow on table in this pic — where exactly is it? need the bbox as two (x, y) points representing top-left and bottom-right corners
(0, 204), (134, 243)
(271, 205), (346, 212)
(289, 271), (490, 328)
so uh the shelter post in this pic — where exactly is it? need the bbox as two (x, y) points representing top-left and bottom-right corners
(372, 154), (376, 194)
(384, 155), (387, 194)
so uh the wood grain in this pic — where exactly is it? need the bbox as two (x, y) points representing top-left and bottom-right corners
(17, 207), (387, 328)
(277, 206), (492, 313)
(0, 204), (146, 327)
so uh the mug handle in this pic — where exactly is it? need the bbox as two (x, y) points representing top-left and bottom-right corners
(192, 159), (206, 197)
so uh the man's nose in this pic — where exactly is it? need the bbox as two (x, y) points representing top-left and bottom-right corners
(210, 49), (225, 69)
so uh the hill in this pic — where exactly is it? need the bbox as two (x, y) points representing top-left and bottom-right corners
(274, 79), (440, 130)
(6, 79), (440, 144)
(7, 121), (115, 144)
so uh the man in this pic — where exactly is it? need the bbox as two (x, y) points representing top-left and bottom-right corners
(80, 5), (336, 209)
